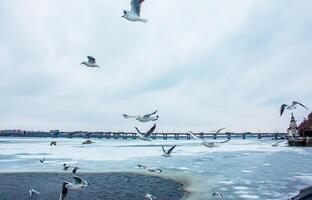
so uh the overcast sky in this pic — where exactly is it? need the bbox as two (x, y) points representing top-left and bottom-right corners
(0, 0), (311, 132)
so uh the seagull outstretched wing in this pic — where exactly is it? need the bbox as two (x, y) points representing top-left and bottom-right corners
(280, 104), (288, 116)
(189, 131), (203, 141)
(123, 114), (141, 119)
(145, 124), (156, 137)
(143, 110), (158, 118)
(167, 145), (176, 155)
(217, 139), (230, 144)
(131, 0), (145, 16)
(73, 176), (88, 186)
(216, 128), (226, 133)
(87, 56), (96, 64)
(59, 182), (69, 200)
(161, 146), (166, 154)
(293, 101), (309, 110)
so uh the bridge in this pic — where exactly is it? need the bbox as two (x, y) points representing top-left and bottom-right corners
(0, 130), (286, 140)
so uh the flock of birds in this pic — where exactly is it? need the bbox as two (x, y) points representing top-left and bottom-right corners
(23, 0), (309, 199)
(28, 108), (230, 200)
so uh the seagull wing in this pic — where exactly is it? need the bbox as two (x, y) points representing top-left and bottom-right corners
(131, 0), (145, 16)
(217, 139), (230, 144)
(189, 131), (202, 141)
(143, 110), (158, 118)
(72, 167), (78, 174)
(145, 123), (156, 137)
(293, 101), (309, 110)
(123, 114), (141, 119)
(59, 182), (69, 200)
(167, 145), (176, 155)
(32, 189), (40, 195)
(216, 128), (226, 133)
(280, 104), (288, 116)
(87, 56), (96, 64)
(72, 176), (83, 185)
(161, 146), (166, 154)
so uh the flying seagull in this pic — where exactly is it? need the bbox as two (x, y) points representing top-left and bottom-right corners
(145, 193), (157, 200)
(63, 164), (71, 171)
(59, 176), (89, 200)
(29, 189), (40, 198)
(189, 131), (230, 148)
(134, 124), (156, 141)
(162, 145), (176, 157)
(123, 110), (159, 122)
(280, 101), (309, 116)
(40, 157), (45, 163)
(81, 56), (100, 68)
(212, 192), (224, 199)
(72, 167), (80, 174)
(209, 128), (226, 134)
(137, 164), (162, 173)
(50, 141), (57, 146)
(122, 0), (148, 23)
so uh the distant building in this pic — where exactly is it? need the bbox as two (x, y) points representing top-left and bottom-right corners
(288, 112), (312, 147)
(287, 113), (298, 137)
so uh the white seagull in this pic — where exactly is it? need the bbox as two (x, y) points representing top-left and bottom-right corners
(122, 0), (148, 23)
(134, 124), (156, 141)
(145, 193), (157, 200)
(137, 164), (162, 173)
(29, 189), (40, 198)
(123, 110), (159, 122)
(162, 145), (176, 157)
(59, 176), (89, 200)
(81, 56), (100, 68)
(280, 101), (309, 116)
(189, 131), (230, 148)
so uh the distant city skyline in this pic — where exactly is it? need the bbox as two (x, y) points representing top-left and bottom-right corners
(0, 0), (311, 132)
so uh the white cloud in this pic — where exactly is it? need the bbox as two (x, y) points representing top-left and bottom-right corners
(0, 0), (311, 132)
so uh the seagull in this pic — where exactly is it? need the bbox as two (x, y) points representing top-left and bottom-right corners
(82, 140), (94, 145)
(63, 164), (71, 171)
(137, 164), (162, 173)
(134, 124), (156, 141)
(59, 176), (89, 200)
(162, 145), (176, 157)
(72, 167), (80, 174)
(81, 56), (100, 68)
(123, 110), (159, 122)
(280, 101), (309, 116)
(272, 139), (285, 147)
(50, 141), (57, 146)
(29, 189), (40, 198)
(212, 192), (224, 199)
(189, 131), (230, 148)
(145, 193), (157, 200)
(40, 157), (45, 163)
(122, 0), (148, 23)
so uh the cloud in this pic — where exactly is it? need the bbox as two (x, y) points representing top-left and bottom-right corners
(0, 0), (311, 132)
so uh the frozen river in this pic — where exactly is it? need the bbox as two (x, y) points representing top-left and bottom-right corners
(0, 137), (311, 199)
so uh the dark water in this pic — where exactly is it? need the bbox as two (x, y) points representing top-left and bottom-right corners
(0, 173), (186, 200)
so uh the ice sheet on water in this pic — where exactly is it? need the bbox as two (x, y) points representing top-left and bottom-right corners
(0, 137), (311, 200)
